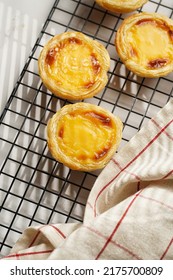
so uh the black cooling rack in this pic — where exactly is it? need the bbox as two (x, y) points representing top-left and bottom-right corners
(1, 0), (173, 257)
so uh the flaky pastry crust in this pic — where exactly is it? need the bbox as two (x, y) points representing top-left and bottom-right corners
(38, 31), (110, 100)
(95, 0), (148, 13)
(47, 103), (123, 171)
(115, 12), (173, 77)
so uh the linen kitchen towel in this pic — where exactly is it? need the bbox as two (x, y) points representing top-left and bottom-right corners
(3, 99), (173, 260)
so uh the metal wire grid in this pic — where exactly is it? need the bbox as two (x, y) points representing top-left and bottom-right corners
(0, 0), (173, 257)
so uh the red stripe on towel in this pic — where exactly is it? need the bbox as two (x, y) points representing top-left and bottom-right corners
(93, 119), (173, 216)
(4, 249), (53, 259)
(160, 237), (173, 260)
(95, 190), (142, 259)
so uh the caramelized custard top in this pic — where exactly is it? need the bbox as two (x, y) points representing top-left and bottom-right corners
(126, 18), (173, 68)
(57, 110), (116, 162)
(45, 37), (102, 90)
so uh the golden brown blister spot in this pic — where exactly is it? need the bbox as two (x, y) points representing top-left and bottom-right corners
(136, 18), (155, 26)
(46, 48), (57, 65)
(90, 53), (101, 74)
(147, 58), (169, 68)
(78, 154), (87, 160)
(68, 37), (82, 45)
(85, 111), (112, 126)
(94, 147), (110, 160)
(168, 29), (173, 40)
(130, 46), (138, 57)
(58, 37), (82, 50)
(58, 127), (64, 138)
(84, 82), (94, 88)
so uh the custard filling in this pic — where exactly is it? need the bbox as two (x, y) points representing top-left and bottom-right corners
(45, 37), (101, 91)
(57, 110), (116, 162)
(126, 19), (173, 68)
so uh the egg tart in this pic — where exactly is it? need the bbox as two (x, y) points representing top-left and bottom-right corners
(115, 12), (173, 78)
(38, 31), (110, 100)
(95, 0), (148, 13)
(47, 103), (123, 171)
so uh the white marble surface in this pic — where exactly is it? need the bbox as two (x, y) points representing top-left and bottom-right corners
(0, 0), (55, 114)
